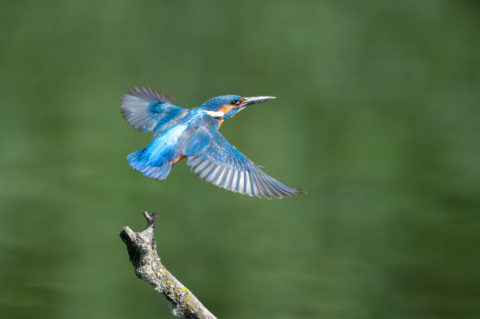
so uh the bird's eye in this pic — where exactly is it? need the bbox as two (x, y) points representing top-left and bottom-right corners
(231, 99), (238, 105)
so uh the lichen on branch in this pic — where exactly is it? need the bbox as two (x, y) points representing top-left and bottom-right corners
(120, 212), (217, 319)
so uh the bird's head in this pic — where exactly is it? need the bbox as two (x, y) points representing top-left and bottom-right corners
(199, 95), (276, 121)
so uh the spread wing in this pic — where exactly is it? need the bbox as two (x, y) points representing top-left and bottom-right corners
(121, 87), (188, 134)
(182, 123), (303, 199)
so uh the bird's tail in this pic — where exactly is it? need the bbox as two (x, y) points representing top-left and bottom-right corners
(127, 149), (172, 180)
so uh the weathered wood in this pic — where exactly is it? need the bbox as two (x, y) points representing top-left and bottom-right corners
(120, 212), (217, 319)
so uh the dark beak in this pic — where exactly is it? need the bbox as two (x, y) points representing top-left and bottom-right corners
(239, 96), (276, 108)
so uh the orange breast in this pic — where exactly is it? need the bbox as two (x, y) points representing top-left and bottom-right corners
(172, 155), (186, 165)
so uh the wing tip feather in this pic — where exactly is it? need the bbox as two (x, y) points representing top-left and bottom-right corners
(186, 156), (305, 199)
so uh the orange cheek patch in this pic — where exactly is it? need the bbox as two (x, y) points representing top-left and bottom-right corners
(219, 104), (235, 114)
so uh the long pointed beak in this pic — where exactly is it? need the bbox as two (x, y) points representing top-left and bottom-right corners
(239, 96), (276, 108)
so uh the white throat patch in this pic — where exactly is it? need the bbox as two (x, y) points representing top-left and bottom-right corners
(203, 110), (225, 118)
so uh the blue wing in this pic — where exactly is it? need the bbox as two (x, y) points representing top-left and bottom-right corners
(182, 121), (303, 199)
(121, 87), (189, 134)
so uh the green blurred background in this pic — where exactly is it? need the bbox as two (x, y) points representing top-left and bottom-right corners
(1, 1), (479, 318)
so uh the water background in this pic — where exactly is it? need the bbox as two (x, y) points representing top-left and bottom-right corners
(1, 1), (479, 318)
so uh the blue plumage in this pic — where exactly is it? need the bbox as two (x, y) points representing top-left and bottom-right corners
(127, 149), (172, 180)
(121, 87), (304, 199)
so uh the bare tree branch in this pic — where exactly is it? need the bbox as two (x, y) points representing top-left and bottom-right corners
(120, 211), (217, 319)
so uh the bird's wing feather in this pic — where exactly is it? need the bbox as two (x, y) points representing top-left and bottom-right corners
(182, 123), (303, 199)
(121, 87), (188, 133)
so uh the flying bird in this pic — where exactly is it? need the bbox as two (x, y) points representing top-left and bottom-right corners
(121, 87), (304, 199)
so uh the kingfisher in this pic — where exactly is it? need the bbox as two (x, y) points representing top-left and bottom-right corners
(121, 87), (304, 199)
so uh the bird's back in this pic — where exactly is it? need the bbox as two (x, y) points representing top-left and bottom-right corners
(134, 110), (216, 167)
